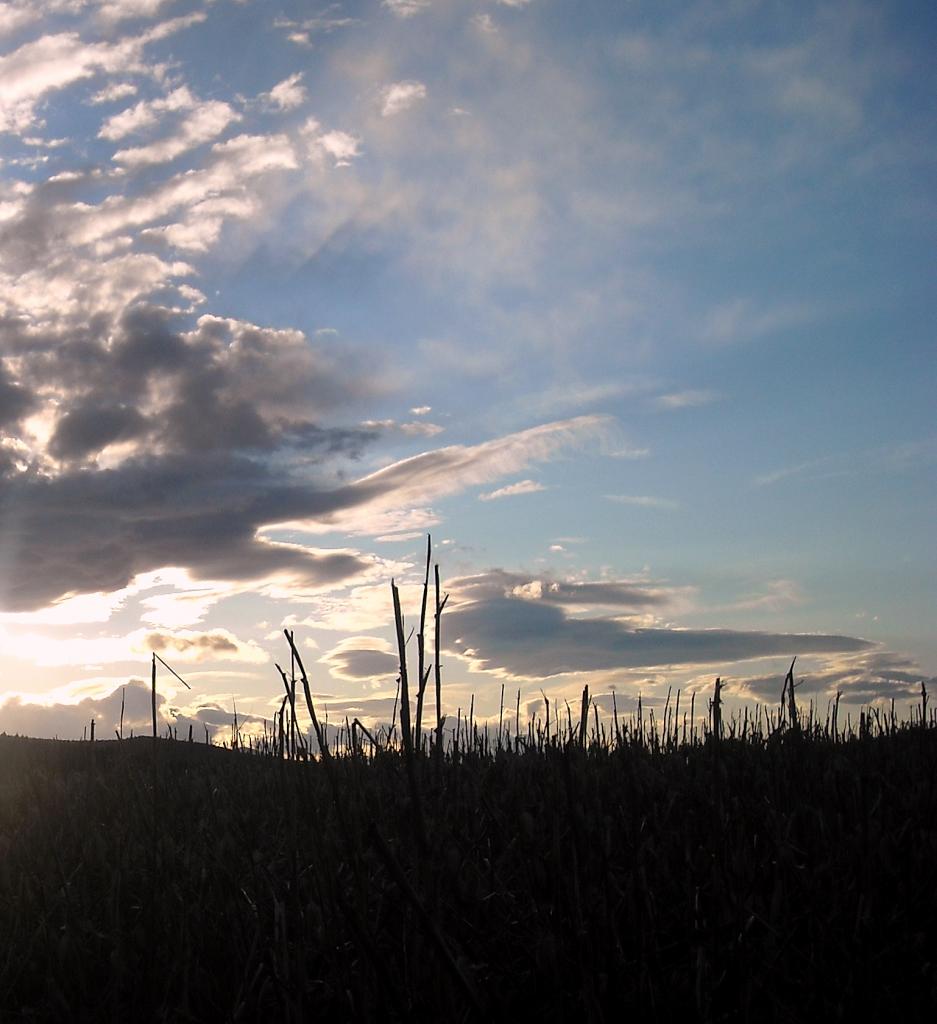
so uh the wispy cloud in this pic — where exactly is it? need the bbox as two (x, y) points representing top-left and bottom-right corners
(361, 418), (445, 438)
(274, 12), (359, 48)
(711, 580), (805, 614)
(608, 445), (651, 459)
(700, 298), (817, 346)
(607, 495), (679, 510)
(755, 438), (937, 487)
(478, 479), (545, 501)
(655, 389), (720, 409)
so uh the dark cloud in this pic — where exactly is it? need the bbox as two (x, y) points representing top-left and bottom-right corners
(0, 302), (389, 609)
(148, 631), (238, 655)
(0, 286), (610, 611)
(0, 451), (372, 609)
(111, 305), (192, 385)
(49, 401), (150, 460)
(444, 595), (873, 680)
(5, 305), (381, 460)
(0, 361), (36, 426)
(0, 414), (602, 610)
(322, 644), (399, 680)
(0, 176), (79, 273)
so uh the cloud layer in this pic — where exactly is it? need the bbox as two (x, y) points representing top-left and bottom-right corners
(441, 570), (872, 681)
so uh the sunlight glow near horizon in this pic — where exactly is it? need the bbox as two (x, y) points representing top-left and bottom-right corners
(0, 0), (934, 738)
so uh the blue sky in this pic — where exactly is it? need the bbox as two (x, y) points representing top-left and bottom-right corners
(0, 0), (933, 740)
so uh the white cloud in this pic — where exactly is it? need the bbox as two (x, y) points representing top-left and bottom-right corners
(302, 117), (361, 166)
(141, 193), (257, 252)
(296, 507), (441, 545)
(0, 588), (134, 627)
(381, 80), (427, 117)
(264, 417), (612, 542)
(400, 421), (444, 437)
(299, 578), (428, 634)
(362, 418), (444, 438)
(478, 479), (545, 501)
(96, 0), (181, 24)
(317, 130), (360, 166)
(98, 84), (194, 140)
(327, 415), (611, 527)
(0, 3), (41, 37)
(264, 72), (307, 112)
(0, 251), (195, 321)
(0, 33), (130, 133)
(0, 15), (203, 134)
(89, 81), (138, 104)
(113, 99), (240, 166)
(274, 13), (358, 44)
(58, 131), (298, 261)
(382, 0), (431, 18)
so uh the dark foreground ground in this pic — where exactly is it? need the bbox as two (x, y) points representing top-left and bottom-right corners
(0, 726), (935, 1022)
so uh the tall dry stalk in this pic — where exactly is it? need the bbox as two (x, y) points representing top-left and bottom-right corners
(781, 657), (798, 730)
(391, 580), (412, 757)
(434, 563), (448, 755)
(414, 536), (432, 749)
(710, 677), (723, 741)
(151, 652), (157, 741)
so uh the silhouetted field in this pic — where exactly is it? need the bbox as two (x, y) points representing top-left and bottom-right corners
(1, 714), (935, 1022)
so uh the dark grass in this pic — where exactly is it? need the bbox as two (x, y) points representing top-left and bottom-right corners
(1, 720), (935, 1022)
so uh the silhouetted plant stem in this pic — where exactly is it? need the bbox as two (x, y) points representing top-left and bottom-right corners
(433, 563), (449, 758)
(414, 535), (431, 748)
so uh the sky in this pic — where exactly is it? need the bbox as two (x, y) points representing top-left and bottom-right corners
(0, 0), (934, 742)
